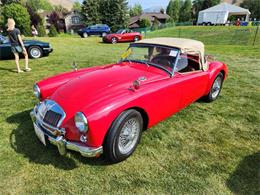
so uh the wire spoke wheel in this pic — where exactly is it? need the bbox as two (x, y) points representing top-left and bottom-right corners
(118, 117), (140, 155)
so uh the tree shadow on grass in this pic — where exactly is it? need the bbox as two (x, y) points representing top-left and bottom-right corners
(226, 152), (260, 195)
(7, 109), (110, 169)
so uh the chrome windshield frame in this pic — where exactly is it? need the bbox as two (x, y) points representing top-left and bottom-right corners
(121, 43), (181, 77)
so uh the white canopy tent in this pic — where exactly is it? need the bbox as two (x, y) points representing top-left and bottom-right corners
(197, 3), (251, 25)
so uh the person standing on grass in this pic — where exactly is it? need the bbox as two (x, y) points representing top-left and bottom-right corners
(7, 18), (31, 73)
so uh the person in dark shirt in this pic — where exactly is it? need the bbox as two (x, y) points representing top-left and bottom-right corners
(7, 18), (31, 73)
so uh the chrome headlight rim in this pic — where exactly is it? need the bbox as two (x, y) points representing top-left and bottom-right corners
(33, 84), (41, 99)
(75, 112), (88, 133)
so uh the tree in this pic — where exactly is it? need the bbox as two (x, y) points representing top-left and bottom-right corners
(37, 24), (46, 37)
(54, 5), (69, 14)
(151, 17), (159, 30)
(241, 0), (260, 20)
(27, 5), (42, 27)
(129, 3), (142, 17)
(139, 17), (151, 28)
(49, 11), (60, 32)
(2, 3), (31, 35)
(26, 0), (53, 12)
(82, 0), (101, 25)
(100, 0), (129, 32)
(73, 1), (82, 12)
(166, 0), (180, 22)
(0, 0), (21, 5)
(179, 0), (192, 22)
(48, 24), (58, 37)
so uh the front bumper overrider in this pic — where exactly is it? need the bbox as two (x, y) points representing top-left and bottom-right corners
(30, 109), (103, 158)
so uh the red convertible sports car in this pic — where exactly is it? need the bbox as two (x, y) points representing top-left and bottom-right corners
(31, 38), (228, 163)
(103, 29), (142, 44)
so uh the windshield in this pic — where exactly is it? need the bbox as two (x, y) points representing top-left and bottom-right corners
(0, 35), (8, 43)
(121, 44), (179, 75)
(116, 29), (125, 34)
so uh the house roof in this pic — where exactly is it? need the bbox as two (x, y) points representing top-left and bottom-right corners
(130, 13), (170, 25)
(200, 3), (250, 14)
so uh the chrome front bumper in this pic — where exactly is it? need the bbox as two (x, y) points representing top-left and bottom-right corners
(30, 110), (103, 158)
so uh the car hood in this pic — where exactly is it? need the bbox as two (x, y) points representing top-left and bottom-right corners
(51, 62), (168, 114)
(23, 40), (49, 45)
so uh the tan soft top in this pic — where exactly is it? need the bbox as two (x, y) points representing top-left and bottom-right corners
(137, 38), (204, 56)
(136, 37), (208, 70)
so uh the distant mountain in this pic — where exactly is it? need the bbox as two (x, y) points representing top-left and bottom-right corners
(48, 0), (76, 10)
(143, 6), (166, 13)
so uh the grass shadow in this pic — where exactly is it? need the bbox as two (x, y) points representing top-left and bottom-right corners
(7, 109), (111, 168)
(0, 66), (16, 73)
(226, 152), (260, 194)
(7, 109), (78, 170)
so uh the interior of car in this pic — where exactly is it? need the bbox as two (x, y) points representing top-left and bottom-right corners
(175, 54), (201, 73)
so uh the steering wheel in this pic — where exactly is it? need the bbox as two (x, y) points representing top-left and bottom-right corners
(151, 55), (175, 68)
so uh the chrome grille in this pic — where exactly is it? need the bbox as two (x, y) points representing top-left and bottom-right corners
(36, 100), (66, 128)
(43, 110), (62, 127)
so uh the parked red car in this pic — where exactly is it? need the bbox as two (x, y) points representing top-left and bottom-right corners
(31, 38), (228, 163)
(103, 29), (142, 44)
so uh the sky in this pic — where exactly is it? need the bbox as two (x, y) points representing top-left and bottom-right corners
(128, 0), (170, 9)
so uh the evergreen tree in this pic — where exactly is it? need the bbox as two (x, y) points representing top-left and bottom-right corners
(73, 1), (82, 12)
(100, 0), (129, 32)
(179, 0), (192, 22)
(166, 0), (180, 22)
(166, 0), (174, 18)
(82, 0), (101, 25)
(241, 0), (260, 20)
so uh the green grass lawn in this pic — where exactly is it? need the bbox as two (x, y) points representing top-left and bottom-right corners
(0, 26), (259, 194)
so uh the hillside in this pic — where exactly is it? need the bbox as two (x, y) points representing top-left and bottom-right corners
(48, 0), (76, 10)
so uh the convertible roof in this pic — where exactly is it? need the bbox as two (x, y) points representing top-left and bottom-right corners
(136, 38), (205, 56)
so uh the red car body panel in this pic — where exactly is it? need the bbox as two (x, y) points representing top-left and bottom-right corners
(37, 60), (228, 148)
(103, 32), (142, 43)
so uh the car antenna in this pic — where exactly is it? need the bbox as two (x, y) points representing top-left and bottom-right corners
(72, 60), (78, 71)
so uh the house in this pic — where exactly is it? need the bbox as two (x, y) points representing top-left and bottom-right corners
(129, 13), (170, 29)
(39, 11), (84, 33)
(64, 11), (85, 33)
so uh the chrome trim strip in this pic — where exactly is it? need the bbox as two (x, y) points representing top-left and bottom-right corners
(30, 110), (103, 158)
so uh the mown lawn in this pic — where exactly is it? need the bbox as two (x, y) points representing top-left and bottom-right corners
(0, 27), (259, 194)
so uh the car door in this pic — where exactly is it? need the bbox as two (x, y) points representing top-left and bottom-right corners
(0, 39), (12, 59)
(175, 71), (208, 109)
(120, 30), (128, 41)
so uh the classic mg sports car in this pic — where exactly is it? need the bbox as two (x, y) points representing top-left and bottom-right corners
(31, 38), (228, 163)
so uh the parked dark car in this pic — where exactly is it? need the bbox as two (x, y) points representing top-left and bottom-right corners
(0, 35), (53, 59)
(78, 24), (111, 38)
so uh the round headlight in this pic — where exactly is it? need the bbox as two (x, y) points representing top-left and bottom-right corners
(33, 84), (41, 99)
(74, 112), (88, 133)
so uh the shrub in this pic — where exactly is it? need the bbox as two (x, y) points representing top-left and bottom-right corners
(2, 3), (31, 36)
(37, 24), (46, 37)
(48, 25), (58, 37)
(139, 17), (151, 28)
